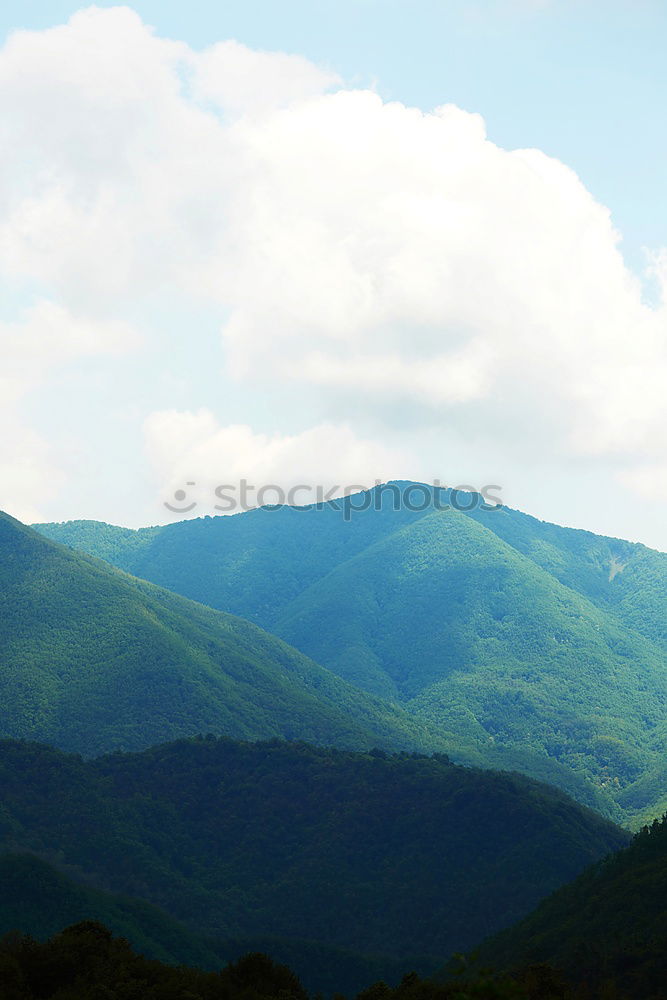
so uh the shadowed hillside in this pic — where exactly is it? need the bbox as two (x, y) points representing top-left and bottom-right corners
(478, 813), (667, 999)
(0, 738), (628, 968)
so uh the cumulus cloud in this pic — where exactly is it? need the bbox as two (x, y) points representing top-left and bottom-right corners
(192, 39), (340, 119)
(144, 411), (416, 516)
(0, 6), (665, 526)
(219, 95), (666, 456)
(0, 420), (66, 524)
(0, 299), (135, 521)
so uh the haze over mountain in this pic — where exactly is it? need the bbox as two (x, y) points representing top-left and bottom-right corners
(0, 510), (447, 757)
(0, 737), (627, 986)
(36, 485), (667, 823)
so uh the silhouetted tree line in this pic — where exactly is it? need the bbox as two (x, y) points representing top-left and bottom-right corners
(0, 921), (307, 1000)
(0, 921), (636, 1000)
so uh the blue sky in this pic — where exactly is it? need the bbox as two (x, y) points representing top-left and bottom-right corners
(1, 1), (666, 549)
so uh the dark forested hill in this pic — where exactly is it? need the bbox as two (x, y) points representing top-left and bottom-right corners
(0, 852), (226, 970)
(35, 486), (667, 822)
(0, 853), (423, 996)
(0, 738), (627, 975)
(0, 921), (583, 1000)
(0, 921), (309, 1000)
(478, 813), (667, 999)
(0, 511), (450, 757)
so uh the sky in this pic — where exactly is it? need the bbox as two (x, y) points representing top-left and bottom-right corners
(1, 0), (666, 550)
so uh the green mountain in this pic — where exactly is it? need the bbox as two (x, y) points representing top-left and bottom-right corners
(0, 738), (627, 971)
(0, 510), (451, 757)
(478, 813), (667, 999)
(275, 511), (667, 803)
(0, 852), (226, 970)
(464, 500), (667, 654)
(35, 486), (667, 821)
(0, 853), (430, 997)
(35, 485), (667, 651)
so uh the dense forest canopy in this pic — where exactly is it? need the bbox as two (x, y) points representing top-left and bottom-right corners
(0, 736), (626, 989)
(0, 510), (450, 758)
(477, 812), (667, 999)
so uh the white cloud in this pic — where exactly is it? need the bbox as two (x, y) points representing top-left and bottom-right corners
(0, 419), (66, 524)
(0, 300), (135, 520)
(217, 95), (667, 463)
(618, 464), (667, 503)
(143, 410), (416, 516)
(289, 344), (493, 405)
(1, 300), (133, 368)
(0, 7), (665, 532)
(192, 39), (340, 119)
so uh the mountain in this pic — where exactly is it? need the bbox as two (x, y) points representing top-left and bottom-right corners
(478, 814), (667, 999)
(35, 484), (667, 651)
(0, 510), (451, 757)
(0, 738), (628, 973)
(36, 486), (667, 821)
(274, 510), (667, 808)
(0, 920), (588, 1000)
(34, 494), (432, 628)
(0, 853), (427, 997)
(0, 920), (308, 1000)
(0, 852), (225, 970)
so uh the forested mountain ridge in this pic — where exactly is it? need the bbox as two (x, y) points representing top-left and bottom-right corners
(0, 852), (227, 970)
(477, 812), (667, 999)
(0, 920), (585, 1000)
(35, 483), (667, 649)
(0, 738), (628, 978)
(35, 486), (667, 822)
(0, 852), (428, 996)
(464, 500), (666, 652)
(0, 510), (452, 757)
(274, 509), (667, 808)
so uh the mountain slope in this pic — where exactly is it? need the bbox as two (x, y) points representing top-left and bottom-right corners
(478, 814), (667, 999)
(0, 511), (450, 756)
(0, 852), (225, 970)
(35, 493), (667, 820)
(0, 853), (432, 996)
(462, 500), (667, 653)
(275, 509), (667, 801)
(35, 494), (429, 629)
(0, 921), (308, 1000)
(0, 738), (628, 967)
(35, 484), (667, 650)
